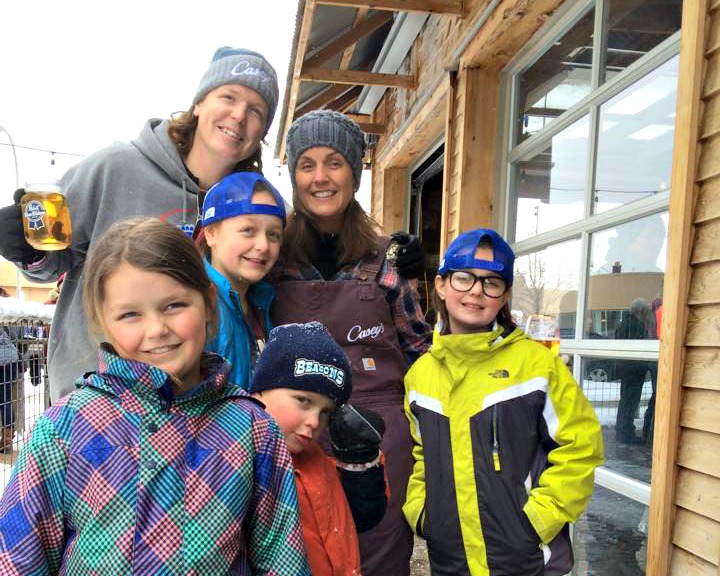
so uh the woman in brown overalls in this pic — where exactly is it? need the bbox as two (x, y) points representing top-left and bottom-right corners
(270, 110), (432, 576)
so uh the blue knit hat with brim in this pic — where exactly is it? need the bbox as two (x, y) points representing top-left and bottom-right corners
(202, 172), (286, 227)
(194, 47), (279, 135)
(251, 322), (352, 406)
(285, 110), (367, 190)
(438, 228), (516, 286)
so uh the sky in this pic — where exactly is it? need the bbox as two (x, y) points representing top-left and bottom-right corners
(0, 0), (371, 210)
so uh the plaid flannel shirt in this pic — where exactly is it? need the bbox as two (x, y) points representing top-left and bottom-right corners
(0, 346), (309, 576)
(275, 243), (432, 365)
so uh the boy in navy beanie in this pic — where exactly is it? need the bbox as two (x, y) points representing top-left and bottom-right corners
(251, 322), (387, 576)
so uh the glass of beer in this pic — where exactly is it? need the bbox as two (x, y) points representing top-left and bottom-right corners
(21, 182), (72, 251)
(525, 314), (560, 355)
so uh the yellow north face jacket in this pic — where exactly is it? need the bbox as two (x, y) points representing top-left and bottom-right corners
(403, 326), (603, 576)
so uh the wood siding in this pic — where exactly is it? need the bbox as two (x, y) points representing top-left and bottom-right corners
(649, 1), (720, 574)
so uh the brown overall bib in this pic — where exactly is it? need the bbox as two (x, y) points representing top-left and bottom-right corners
(273, 248), (415, 576)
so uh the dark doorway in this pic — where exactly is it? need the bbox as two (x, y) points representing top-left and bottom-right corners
(409, 144), (444, 324)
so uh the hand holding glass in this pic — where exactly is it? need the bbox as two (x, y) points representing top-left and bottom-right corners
(20, 182), (72, 251)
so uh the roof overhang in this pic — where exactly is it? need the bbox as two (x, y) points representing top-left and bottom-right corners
(274, 0), (467, 163)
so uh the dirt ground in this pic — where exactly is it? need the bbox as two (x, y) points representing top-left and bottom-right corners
(410, 536), (430, 575)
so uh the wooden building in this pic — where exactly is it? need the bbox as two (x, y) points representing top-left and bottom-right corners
(275, 1), (717, 574)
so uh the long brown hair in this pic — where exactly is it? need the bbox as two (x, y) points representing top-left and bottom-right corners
(83, 218), (216, 340)
(167, 107), (264, 173)
(281, 197), (380, 266)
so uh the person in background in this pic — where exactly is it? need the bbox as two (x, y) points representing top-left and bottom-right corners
(269, 109), (433, 576)
(614, 297), (657, 445)
(0, 218), (309, 575)
(197, 171), (286, 388)
(0, 46), (279, 403)
(403, 228), (603, 576)
(250, 321), (387, 576)
(0, 287), (21, 453)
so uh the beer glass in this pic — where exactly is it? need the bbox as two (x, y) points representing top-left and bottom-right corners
(20, 182), (72, 251)
(525, 314), (560, 355)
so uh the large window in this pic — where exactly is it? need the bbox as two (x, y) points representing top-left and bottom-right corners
(501, 0), (681, 572)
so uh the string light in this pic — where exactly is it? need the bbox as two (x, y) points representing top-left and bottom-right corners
(0, 141), (85, 158)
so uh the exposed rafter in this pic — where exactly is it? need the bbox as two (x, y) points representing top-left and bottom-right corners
(315, 0), (464, 16)
(345, 113), (386, 134)
(300, 67), (416, 88)
(279, 0), (318, 162)
(295, 84), (354, 117)
(340, 7), (370, 68)
(327, 85), (364, 111)
(303, 11), (394, 68)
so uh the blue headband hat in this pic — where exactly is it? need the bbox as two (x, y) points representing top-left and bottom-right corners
(202, 172), (286, 227)
(437, 228), (515, 286)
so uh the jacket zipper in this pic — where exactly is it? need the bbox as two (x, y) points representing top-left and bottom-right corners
(492, 406), (501, 472)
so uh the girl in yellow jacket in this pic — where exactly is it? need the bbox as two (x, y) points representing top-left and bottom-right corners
(403, 228), (603, 576)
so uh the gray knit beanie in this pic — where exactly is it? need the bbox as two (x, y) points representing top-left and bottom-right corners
(194, 47), (279, 135)
(286, 110), (367, 190)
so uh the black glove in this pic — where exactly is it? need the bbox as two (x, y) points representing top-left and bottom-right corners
(390, 231), (425, 280)
(329, 404), (385, 464)
(0, 189), (44, 267)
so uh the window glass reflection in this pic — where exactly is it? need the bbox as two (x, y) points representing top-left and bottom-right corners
(512, 239), (581, 338)
(582, 357), (656, 479)
(594, 56), (678, 213)
(515, 8), (595, 144)
(572, 486), (648, 575)
(601, 0), (683, 85)
(586, 213), (667, 340)
(513, 116), (589, 240)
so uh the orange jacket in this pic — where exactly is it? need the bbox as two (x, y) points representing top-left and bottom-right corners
(293, 443), (361, 576)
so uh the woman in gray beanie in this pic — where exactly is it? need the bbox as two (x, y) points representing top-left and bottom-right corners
(0, 46), (279, 403)
(269, 109), (433, 576)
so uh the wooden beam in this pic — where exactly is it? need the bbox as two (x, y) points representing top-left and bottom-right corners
(295, 84), (352, 117)
(460, 0), (565, 71)
(303, 11), (394, 68)
(438, 70), (456, 254)
(646, 1), (709, 575)
(340, 8), (370, 68)
(315, 0), (464, 16)
(300, 67), (416, 88)
(343, 113), (386, 134)
(279, 0), (318, 162)
(377, 167), (408, 232)
(376, 73), (450, 168)
(327, 85), (363, 111)
(456, 67), (496, 231)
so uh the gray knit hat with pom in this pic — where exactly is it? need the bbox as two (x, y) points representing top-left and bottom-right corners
(194, 47), (279, 134)
(286, 110), (367, 190)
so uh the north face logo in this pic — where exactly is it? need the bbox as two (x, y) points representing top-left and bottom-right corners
(489, 369), (509, 378)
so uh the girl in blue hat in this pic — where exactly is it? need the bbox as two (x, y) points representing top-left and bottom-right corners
(197, 171), (286, 389)
(403, 228), (603, 576)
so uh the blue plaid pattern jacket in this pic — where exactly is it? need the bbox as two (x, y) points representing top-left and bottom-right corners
(0, 345), (310, 575)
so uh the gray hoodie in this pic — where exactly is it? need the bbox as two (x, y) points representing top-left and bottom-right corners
(24, 119), (201, 401)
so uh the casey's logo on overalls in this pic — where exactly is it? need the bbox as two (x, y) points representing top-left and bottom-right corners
(347, 321), (385, 343)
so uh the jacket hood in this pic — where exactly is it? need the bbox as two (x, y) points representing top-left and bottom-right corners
(132, 118), (199, 194)
(76, 344), (248, 406)
(430, 325), (528, 384)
